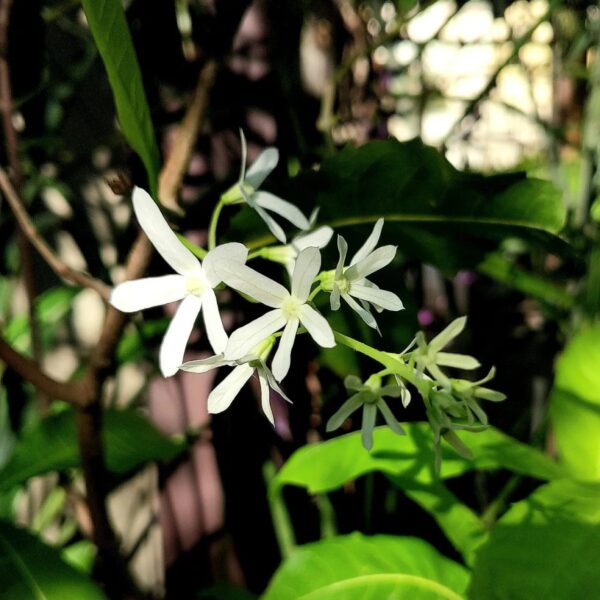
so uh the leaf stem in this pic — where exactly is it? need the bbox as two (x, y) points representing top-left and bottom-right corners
(208, 198), (225, 250)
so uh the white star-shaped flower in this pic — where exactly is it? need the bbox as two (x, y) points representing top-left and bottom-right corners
(215, 246), (335, 382)
(329, 219), (403, 330)
(179, 338), (290, 424)
(222, 131), (311, 243)
(110, 187), (247, 377)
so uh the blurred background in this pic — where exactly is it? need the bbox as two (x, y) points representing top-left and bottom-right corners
(0, 0), (596, 598)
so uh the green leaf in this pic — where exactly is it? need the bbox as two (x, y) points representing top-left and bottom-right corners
(234, 140), (567, 270)
(468, 479), (600, 600)
(0, 409), (184, 490)
(263, 533), (469, 600)
(271, 424), (565, 496)
(62, 541), (96, 575)
(397, 480), (488, 567)
(550, 326), (600, 479)
(80, 0), (160, 195)
(0, 520), (106, 599)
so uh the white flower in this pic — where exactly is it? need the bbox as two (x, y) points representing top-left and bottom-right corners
(328, 219), (403, 330)
(110, 187), (247, 377)
(260, 225), (334, 275)
(222, 131), (310, 243)
(215, 246), (335, 382)
(179, 338), (290, 424)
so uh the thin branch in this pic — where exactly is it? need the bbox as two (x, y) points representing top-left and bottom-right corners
(0, 168), (111, 301)
(158, 60), (217, 213)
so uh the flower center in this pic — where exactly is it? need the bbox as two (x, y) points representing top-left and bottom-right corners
(281, 295), (303, 319)
(186, 274), (206, 297)
(335, 276), (351, 294)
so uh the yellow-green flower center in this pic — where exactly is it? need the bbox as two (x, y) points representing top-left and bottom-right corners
(335, 276), (351, 294)
(281, 295), (303, 319)
(186, 275), (206, 297)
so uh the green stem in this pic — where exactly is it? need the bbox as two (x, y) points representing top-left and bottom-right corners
(263, 462), (296, 559)
(208, 198), (225, 250)
(177, 234), (207, 259)
(308, 284), (324, 302)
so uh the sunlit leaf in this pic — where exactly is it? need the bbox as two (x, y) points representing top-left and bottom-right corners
(550, 325), (600, 480)
(0, 409), (184, 490)
(263, 533), (469, 600)
(0, 520), (106, 599)
(468, 479), (600, 599)
(81, 0), (160, 195)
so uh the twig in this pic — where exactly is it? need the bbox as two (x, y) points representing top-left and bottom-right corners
(0, 168), (111, 301)
(158, 60), (217, 213)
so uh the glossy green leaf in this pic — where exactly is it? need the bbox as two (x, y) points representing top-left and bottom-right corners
(263, 533), (469, 600)
(0, 409), (184, 490)
(468, 479), (600, 599)
(398, 480), (488, 567)
(0, 520), (106, 599)
(81, 0), (160, 195)
(550, 326), (600, 479)
(234, 140), (567, 270)
(272, 424), (565, 496)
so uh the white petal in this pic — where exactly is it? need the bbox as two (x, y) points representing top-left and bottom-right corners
(429, 316), (467, 352)
(292, 226), (333, 253)
(350, 218), (384, 266)
(201, 287), (228, 353)
(254, 202), (287, 243)
(342, 293), (379, 330)
(245, 148), (279, 189)
(291, 247), (321, 302)
(263, 364), (292, 403)
(271, 318), (299, 382)
(225, 309), (286, 359)
(159, 294), (202, 377)
(345, 245), (397, 281)
(208, 363), (255, 414)
(330, 283), (341, 311)
(258, 370), (274, 424)
(215, 260), (289, 308)
(254, 191), (310, 230)
(239, 129), (248, 182)
(349, 283), (404, 311)
(179, 354), (232, 373)
(132, 187), (200, 276)
(203, 242), (248, 287)
(299, 305), (335, 348)
(110, 274), (187, 312)
(335, 235), (348, 279)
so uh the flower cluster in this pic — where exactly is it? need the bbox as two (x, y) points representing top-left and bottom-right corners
(110, 133), (505, 461)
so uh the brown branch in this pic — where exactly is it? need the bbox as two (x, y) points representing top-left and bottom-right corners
(0, 168), (111, 301)
(158, 60), (217, 213)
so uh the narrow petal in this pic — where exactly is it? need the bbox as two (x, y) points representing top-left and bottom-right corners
(262, 364), (292, 403)
(342, 293), (379, 330)
(377, 399), (406, 436)
(254, 202), (287, 243)
(225, 309), (286, 360)
(245, 148), (279, 189)
(291, 247), (321, 302)
(326, 393), (366, 432)
(258, 370), (274, 424)
(254, 191), (310, 230)
(203, 242), (248, 287)
(345, 245), (397, 281)
(215, 260), (289, 308)
(110, 274), (187, 312)
(208, 363), (254, 414)
(271, 318), (299, 382)
(239, 129), (248, 182)
(159, 294), (202, 377)
(344, 375), (363, 392)
(299, 304), (335, 348)
(349, 283), (404, 311)
(436, 352), (480, 370)
(201, 287), (228, 353)
(132, 187), (200, 275)
(361, 403), (378, 450)
(350, 218), (384, 266)
(330, 283), (341, 311)
(429, 316), (467, 352)
(180, 354), (231, 373)
(379, 384), (404, 398)
(335, 235), (348, 280)
(292, 226), (333, 253)
(474, 388), (507, 402)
